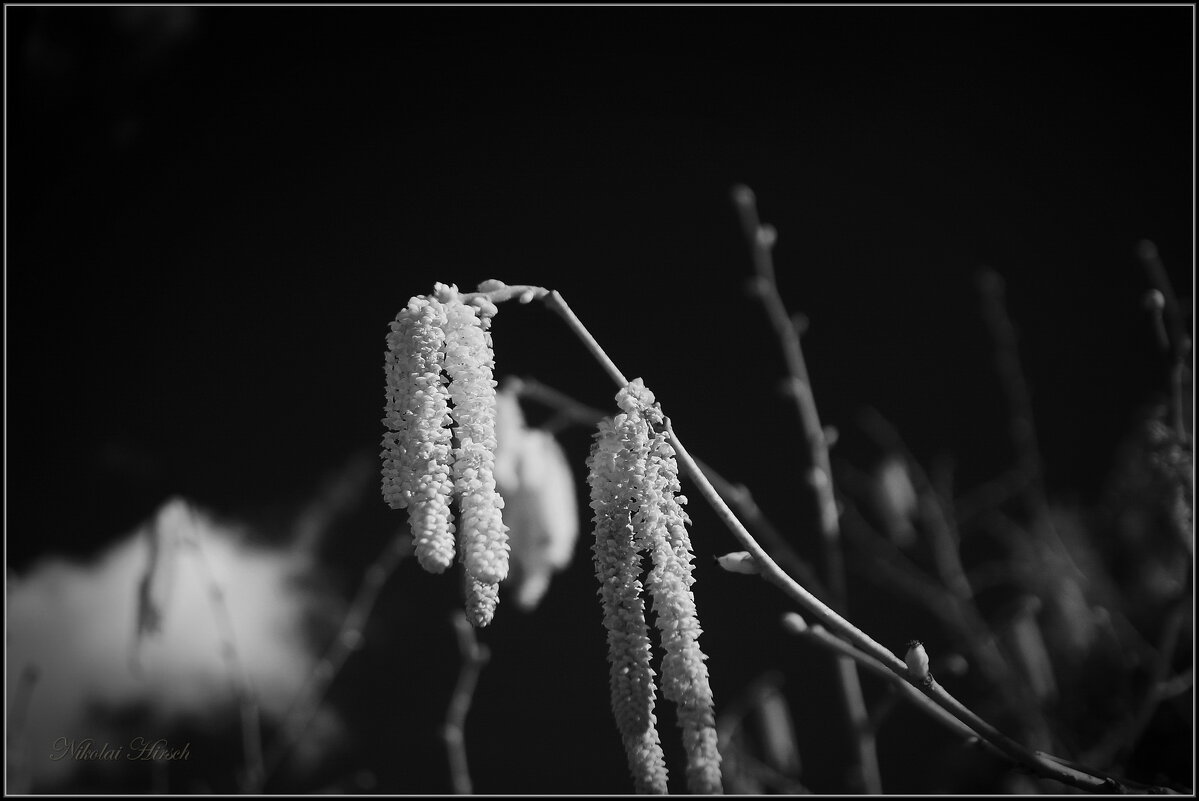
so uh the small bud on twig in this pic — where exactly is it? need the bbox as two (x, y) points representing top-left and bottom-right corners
(715, 551), (762, 575)
(905, 639), (931, 685)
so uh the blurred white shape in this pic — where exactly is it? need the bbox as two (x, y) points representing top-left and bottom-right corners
(1002, 596), (1058, 705)
(494, 385), (579, 612)
(753, 683), (802, 778)
(6, 497), (340, 790)
(871, 454), (919, 547)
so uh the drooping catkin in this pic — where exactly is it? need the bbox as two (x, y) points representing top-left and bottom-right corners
(381, 283), (510, 626)
(464, 572), (500, 629)
(589, 415), (669, 794)
(381, 295), (456, 573)
(589, 379), (722, 794)
(441, 287), (510, 588)
(622, 382), (723, 795)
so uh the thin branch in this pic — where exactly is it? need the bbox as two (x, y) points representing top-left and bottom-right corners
(732, 183), (874, 792)
(470, 280), (1176, 793)
(667, 416), (1161, 793)
(781, 613), (991, 748)
(509, 375), (830, 600)
(464, 281), (628, 389)
(186, 519), (265, 793)
(732, 185), (842, 593)
(1085, 587), (1193, 769)
(1138, 240), (1192, 445)
(977, 268), (1046, 499)
(264, 532), (414, 785)
(857, 407), (1051, 744)
(443, 610), (491, 795)
(976, 268), (1093, 618)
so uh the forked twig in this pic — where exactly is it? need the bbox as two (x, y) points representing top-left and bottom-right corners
(461, 276), (1181, 792)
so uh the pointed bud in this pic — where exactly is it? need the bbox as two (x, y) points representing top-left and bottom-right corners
(715, 551), (761, 575)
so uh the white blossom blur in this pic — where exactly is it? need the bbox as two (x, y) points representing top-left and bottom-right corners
(493, 385), (579, 612)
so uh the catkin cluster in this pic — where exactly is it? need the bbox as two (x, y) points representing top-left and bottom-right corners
(588, 379), (723, 794)
(382, 283), (509, 626)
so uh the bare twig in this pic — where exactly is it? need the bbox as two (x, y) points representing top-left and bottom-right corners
(732, 183), (877, 792)
(1085, 588), (1193, 769)
(264, 532), (414, 785)
(781, 613), (990, 748)
(509, 375), (829, 600)
(469, 279), (1178, 792)
(976, 268), (1048, 503)
(781, 612), (1157, 791)
(732, 185), (843, 594)
(185, 516), (265, 793)
(976, 268), (1089, 574)
(668, 416), (1172, 793)
(857, 407), (1051, 745)
(443, 610), (491, 794)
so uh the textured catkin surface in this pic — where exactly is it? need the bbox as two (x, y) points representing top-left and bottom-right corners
(588, 414), (669, 793)
(381, 296), (456, 573)
(443, 296), (509, 589)
(588, 379), (723, 794)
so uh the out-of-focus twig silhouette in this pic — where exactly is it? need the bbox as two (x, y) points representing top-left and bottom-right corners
(443, 610), (490, 795)
(264, 531), (413, 785)
(1138, 240), (1191, 445)
(732, 184), (879, 793)
(184, 509), (266, 793)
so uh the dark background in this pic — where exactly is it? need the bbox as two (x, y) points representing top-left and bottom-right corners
(6, 6), (1192, 794)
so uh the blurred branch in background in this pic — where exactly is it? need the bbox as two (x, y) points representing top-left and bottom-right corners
(172, 501), (266, 793)
(716, 671), (809, 794)
(1138, 240), (1192, 446)
(264, 532), (413, 787)
(734, 183), (879, 793)
(443, 610), (490, 795)
(822, 254), (1193, 792)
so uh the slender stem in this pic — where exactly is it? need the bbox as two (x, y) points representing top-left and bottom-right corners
(667, 416), (1135, 794)
(732, 184), (873, 790)
(510, 375), (829, 599)
(264, 533), (414, 785)
(187, 521), (265, 793)
(976, 268), (1048, 502)
(667, 415), (906, 672)
(474, 280), (1179, 793)
(543, 290), (630, 388)
(857, 407), (1049, 741)
(781, 613), (990, 748)
(732, 185), (842, 588)
(443, 610), (491, 794)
